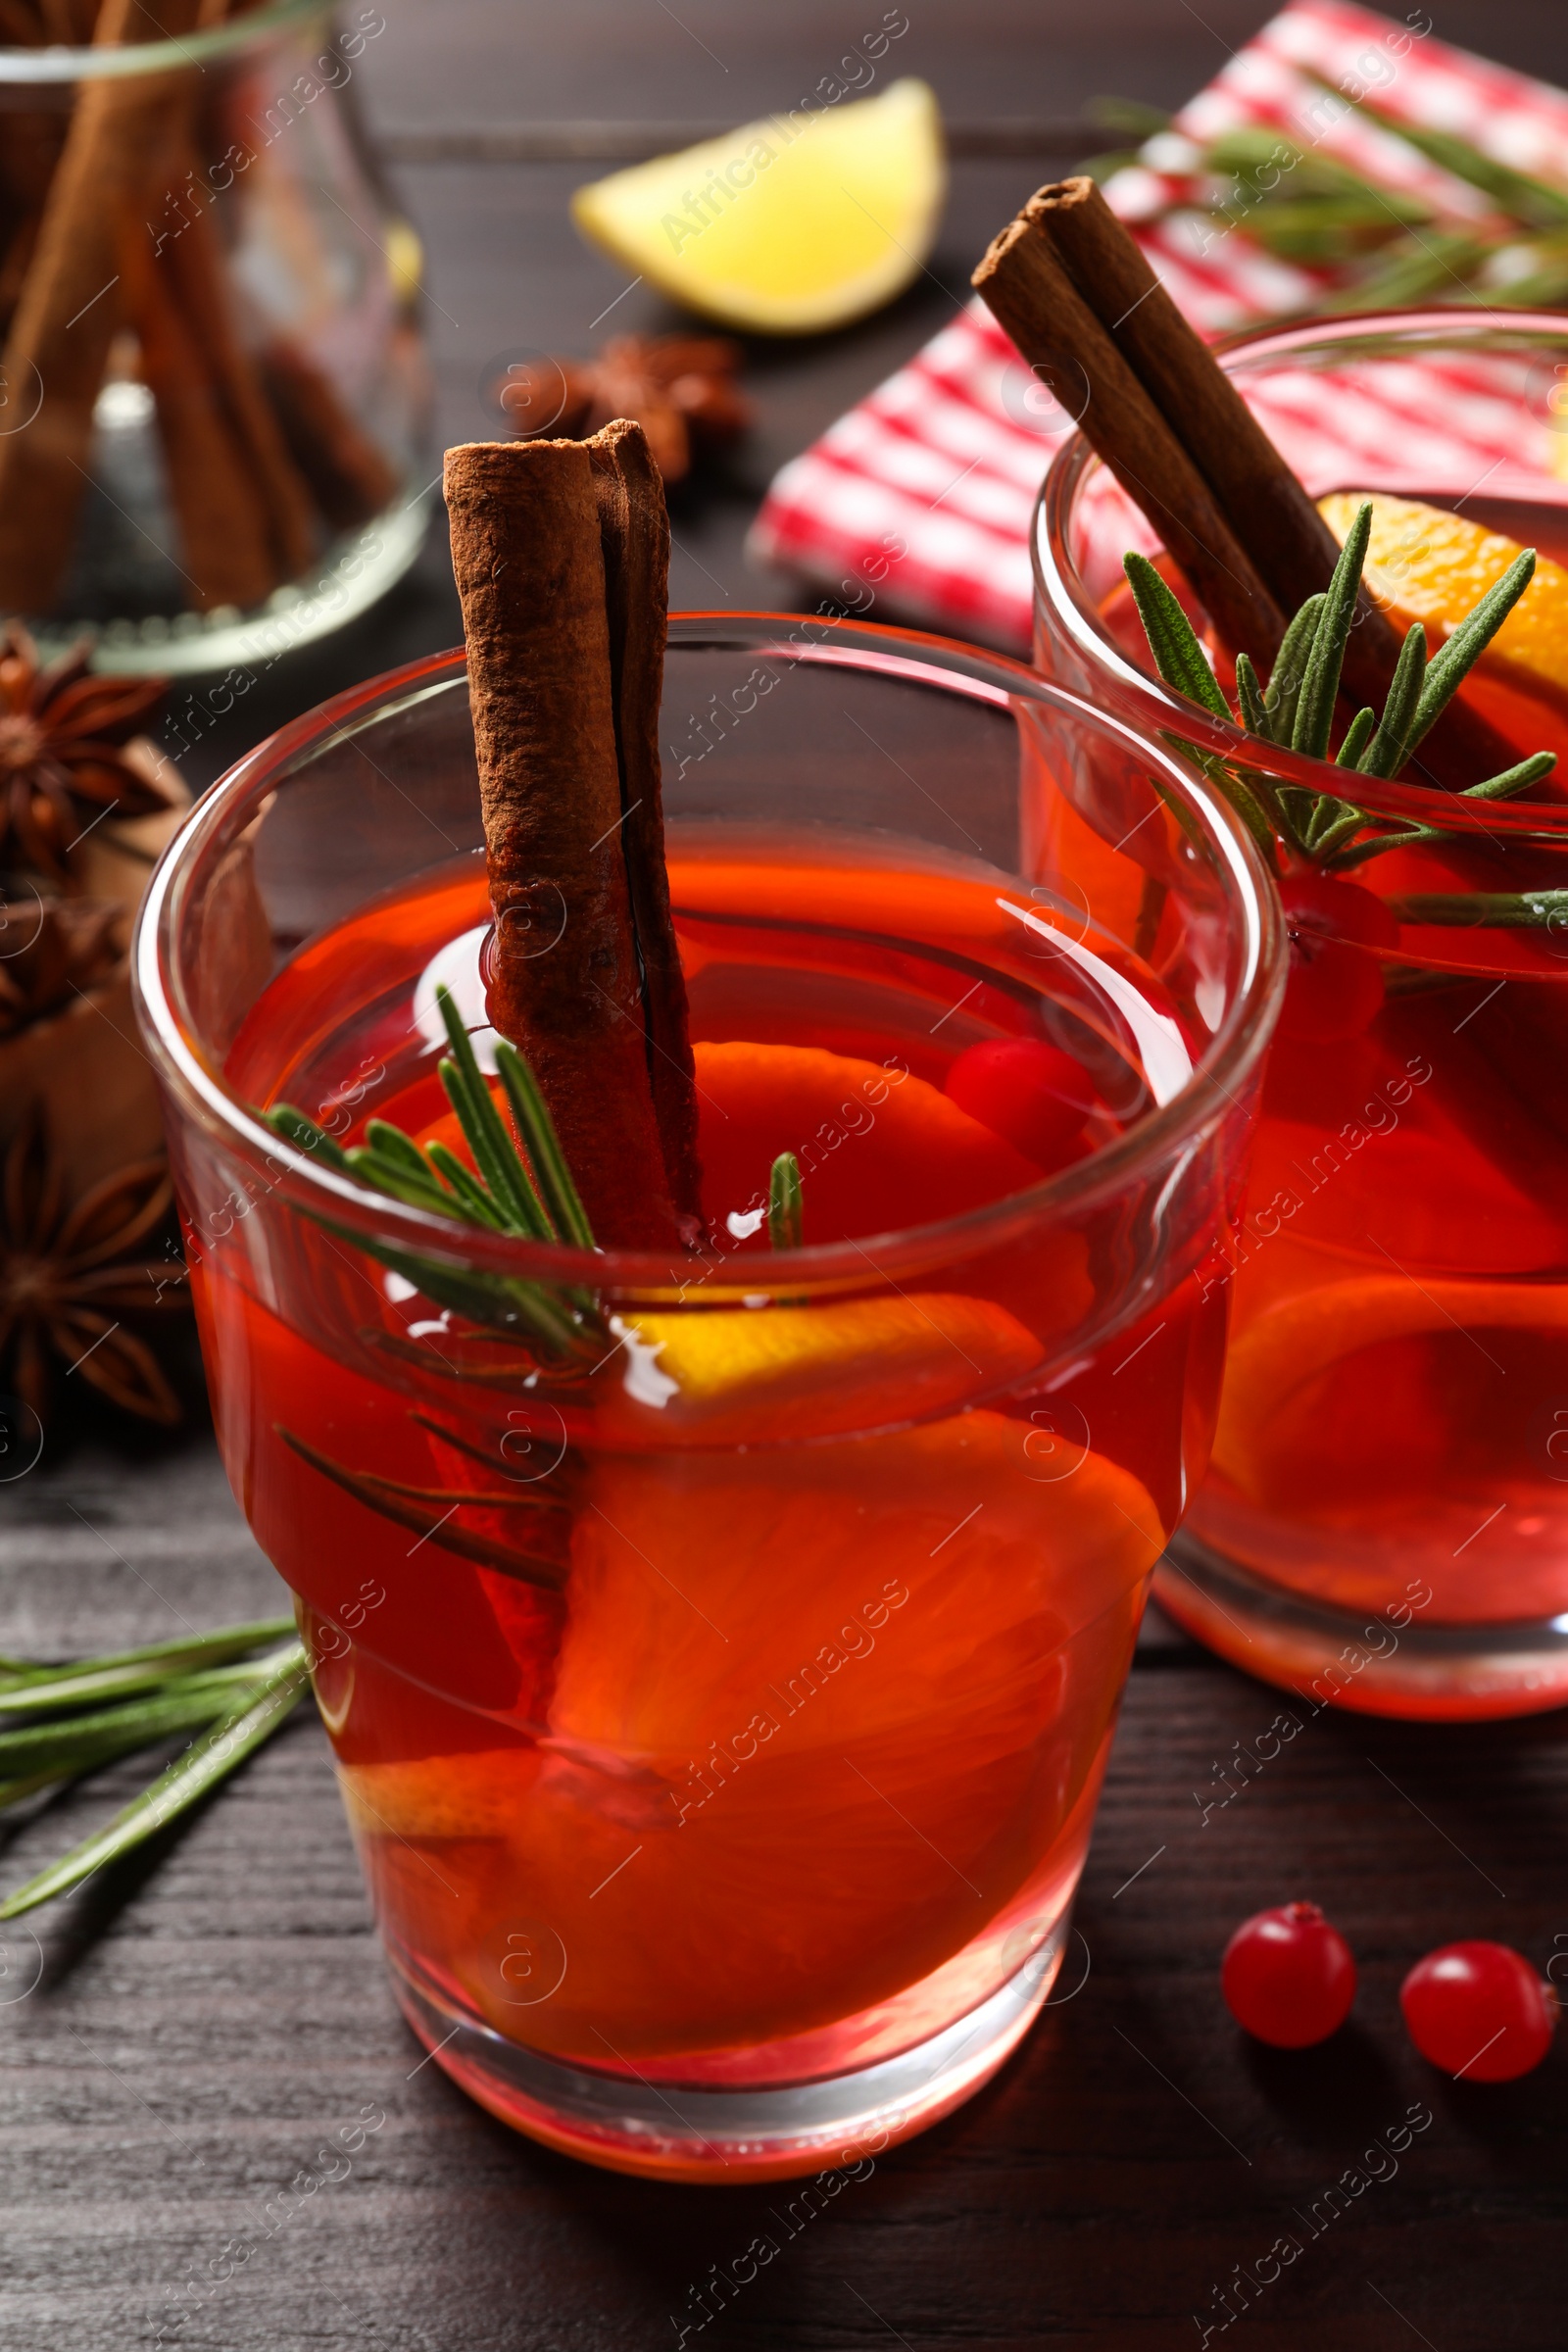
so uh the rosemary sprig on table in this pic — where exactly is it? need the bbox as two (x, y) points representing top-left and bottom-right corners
(1124, 503), (1558, 918)
(0, 1618), (306, 1920)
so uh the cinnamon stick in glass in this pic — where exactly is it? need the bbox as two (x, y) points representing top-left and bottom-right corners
(161, 198), (317, 585)
(588, 417), (704, 1232)
(973, 201), (1286, 667)
(444, 427), (702, 1251)
(259, 339), (399, 531)
(975, 178), (1513, 785)
(1031, 181), (1386, 656)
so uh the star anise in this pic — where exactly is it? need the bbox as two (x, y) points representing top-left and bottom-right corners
(496, 333), (752, 483)
(0, 896), (122, 1038)
(0, 624), (168, 889)
(0, 1107), (186, 1430)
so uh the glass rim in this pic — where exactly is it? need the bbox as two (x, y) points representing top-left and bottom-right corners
(0, 0), (328, 84)
(132, 612), (1285, 1294)
(1035, 303), (1568, 841)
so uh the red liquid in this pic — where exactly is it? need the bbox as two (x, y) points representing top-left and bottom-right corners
(1128, 509), (1568, 1694)
(1196, 965), (1568, 1638)
(197, 830), (1219, 2169)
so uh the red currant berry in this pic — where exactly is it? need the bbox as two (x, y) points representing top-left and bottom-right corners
(1221, 1900), (1356, 2047)
(944, 1038), (1090, 1165)
(1399, 1941), (1556, 2082)
(1277, 872), (1399, 1045)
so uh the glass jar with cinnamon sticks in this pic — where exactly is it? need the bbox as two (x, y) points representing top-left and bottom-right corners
(998, 177), (1568, 1719)
(0, 0), (428, 675)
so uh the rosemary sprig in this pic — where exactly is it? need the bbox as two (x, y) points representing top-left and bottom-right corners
(252, 1010), (821, 1647)
(0, 1663), (275, 1789)
(0, 1642), (308, 1921)
(264, 986), (807, 1309)
(1320, 85), (1568, 239)
(274, 1428), (571, 1589)
(1391, 886), (1568, 931)
(0, 1620), (307, 1919)
(1124, 508), (1557, 923)
(1095, 94), (1568, 309)
(265, 985), (606, 1367)
(0, 1617), (295, 1718)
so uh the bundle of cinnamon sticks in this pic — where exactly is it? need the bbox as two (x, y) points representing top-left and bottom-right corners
(972, 176), (1509, 787)
(0, 0), (397, 617)
(446, 422), (704, 1253)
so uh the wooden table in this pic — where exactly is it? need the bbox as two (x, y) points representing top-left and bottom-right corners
(7, 6), (1568, 2345)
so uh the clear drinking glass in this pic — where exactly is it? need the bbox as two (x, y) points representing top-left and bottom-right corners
(0, 0), (429, 675)
(133, 614), (1280, 2180)
(1035, 308), (1568, 1720)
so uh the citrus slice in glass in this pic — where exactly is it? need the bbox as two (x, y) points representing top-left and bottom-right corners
(1319, 489), (1568, 713)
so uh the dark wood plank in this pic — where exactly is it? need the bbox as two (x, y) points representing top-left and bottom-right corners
(350, 1), (1568, 139)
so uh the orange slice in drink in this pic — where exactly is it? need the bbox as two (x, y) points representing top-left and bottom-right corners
(413, 1037), (1077, 1436)
(1212, 1273), (1568, 1503)
(1318, 490), (1568, 714)
(341, 1409), (1164, 2053)
(691, 1040), (1048, 1231)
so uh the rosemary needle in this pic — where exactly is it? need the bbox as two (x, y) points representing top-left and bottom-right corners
(0, 1665), (282, 1785)
(767, 1152), (805, 1250)
(0, 1617), (297, 1719)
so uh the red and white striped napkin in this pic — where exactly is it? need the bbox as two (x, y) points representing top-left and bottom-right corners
(748, 1), (1568, 650)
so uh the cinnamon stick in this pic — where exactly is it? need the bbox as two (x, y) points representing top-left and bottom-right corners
(972, 206), (1286, 667)
(0, 0), (203, 612)
(258, 339), (399, 531)
(0, 215), (39, 346)
(161, 200), (317, 584)
(444, 428), (702, 1251)
(120, 225), (282, 612)
(1036, 183), (1383, 658)
(588, 417), (704, 1232)
(976, 179), (1514, 786)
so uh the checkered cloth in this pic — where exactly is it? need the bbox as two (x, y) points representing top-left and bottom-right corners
(748, 1), (1568, 649)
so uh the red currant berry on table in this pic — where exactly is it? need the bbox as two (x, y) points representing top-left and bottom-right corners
(944, 1038), (1090, 1165)
(1221, 1901), (1356, 2047)
(1277, 871), (1399, 1046)
(1399, 1942), (1556, 2082)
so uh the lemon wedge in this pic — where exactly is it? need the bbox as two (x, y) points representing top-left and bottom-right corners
(570, 78), (946, 335)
